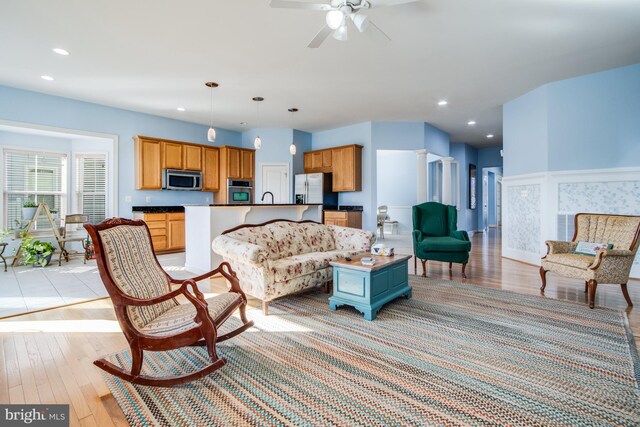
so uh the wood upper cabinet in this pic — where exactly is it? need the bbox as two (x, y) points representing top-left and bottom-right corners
(331, 145), (362, 192)
(322, 150), (332, 170)
(202, 147), (219, 192)
(162, 141), (183, 170)
(241, 150), (254, 180)
(135, 137), (162, 190)
(183, 145), (202, 171)
(304, 149), (332, 173)
(226, 147), (241, 179)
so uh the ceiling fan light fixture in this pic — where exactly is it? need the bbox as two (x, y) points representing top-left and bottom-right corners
(333, 23), (348, 41)
(350, 13), (369, 32)
(326, 10), (344, 30)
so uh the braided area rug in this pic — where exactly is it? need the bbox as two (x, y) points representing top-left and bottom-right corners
(101, 276), (640, 426)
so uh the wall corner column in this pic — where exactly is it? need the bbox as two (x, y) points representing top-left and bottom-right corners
(416, 149), (428, 204)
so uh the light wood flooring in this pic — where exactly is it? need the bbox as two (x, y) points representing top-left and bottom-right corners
(1, 229), (638, 426)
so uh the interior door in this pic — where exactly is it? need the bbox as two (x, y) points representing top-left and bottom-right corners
(260, 164), (289, 204)
(496, 176), (502, 227)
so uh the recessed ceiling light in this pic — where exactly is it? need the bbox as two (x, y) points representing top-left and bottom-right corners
(41, 75), (54, 81)
(240, 122), (247, 125)
(467, 120), (476, 126)
(437, 100), (448, 106)
(486, 134), (494, 139)
(176, 107), (186, 112)
(53, 48), (69, 56)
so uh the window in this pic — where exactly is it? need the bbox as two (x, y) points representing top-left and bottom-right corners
(75, 153), (107, 224)
(3, 149), (67, 229)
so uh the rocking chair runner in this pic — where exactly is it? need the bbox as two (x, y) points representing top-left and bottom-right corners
(85, 218), (254, 387)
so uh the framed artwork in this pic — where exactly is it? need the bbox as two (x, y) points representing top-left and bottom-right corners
(469, 164), (477, 209)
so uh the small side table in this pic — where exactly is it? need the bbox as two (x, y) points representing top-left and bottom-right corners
(0, 242), (7, 272)
(329, 253), (412, 320)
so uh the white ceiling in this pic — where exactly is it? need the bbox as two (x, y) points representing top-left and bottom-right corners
(1, 0), (639, 147)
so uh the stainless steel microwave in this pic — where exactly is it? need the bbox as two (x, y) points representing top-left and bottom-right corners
(162, 169), (202, 191)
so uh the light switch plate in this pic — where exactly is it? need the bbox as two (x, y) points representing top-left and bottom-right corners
(146, 196), (152, 203)
(124, 196), (132, 203)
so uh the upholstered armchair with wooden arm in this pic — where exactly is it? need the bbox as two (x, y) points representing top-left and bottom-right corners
(540, 213), (640, 309)
(412, 202), (472, 278)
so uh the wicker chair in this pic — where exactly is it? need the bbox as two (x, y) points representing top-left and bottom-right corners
(85, 218), (254, 386)
(540, 213), (640, 309)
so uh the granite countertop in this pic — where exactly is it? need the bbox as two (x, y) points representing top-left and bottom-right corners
(323, 205), (364, 212)
(207, 203), (323, 207)
(132, 205), (185, 213)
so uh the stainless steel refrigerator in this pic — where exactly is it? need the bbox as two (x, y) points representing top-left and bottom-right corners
(294, 173), (338, 205)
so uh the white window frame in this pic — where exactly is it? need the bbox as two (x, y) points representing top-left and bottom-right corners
(73, 151), (110, 223)
(2, 147), (69, 229)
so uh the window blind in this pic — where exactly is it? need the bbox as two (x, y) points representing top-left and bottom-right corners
(76, 154), (107, 224)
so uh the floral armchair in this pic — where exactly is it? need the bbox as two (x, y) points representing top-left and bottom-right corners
(540, 213), (640, 309)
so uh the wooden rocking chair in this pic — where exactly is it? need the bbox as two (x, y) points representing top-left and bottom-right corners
(85, 218), (254, 387)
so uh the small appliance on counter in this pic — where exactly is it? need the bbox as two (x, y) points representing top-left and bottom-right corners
(162, 169), (202, 191)
(227, 179), (254, 205)
(294, 173), (338, 205)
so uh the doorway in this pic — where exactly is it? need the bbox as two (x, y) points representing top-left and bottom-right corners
(260, 163), (290, 204)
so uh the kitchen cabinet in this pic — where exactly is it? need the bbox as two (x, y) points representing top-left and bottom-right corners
(241, 150), (254, 180)
(183, 145), (202, 171)
(135, 212), (185, 253)
(322, 149), (332, 170)
(135, 137), (162, 190)
(304, 149), (332, 173)
(216, 146), (256, 204)
(323, 211), (362, 229)
(331, 145), (362, 192)
(162, 141), (183, 170)
(226, 147), (241, 179)
(202, 147), (220, 192)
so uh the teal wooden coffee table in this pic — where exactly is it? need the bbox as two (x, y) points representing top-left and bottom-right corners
(329, 253), (412, 320)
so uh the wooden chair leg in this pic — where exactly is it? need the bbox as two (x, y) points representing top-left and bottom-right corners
(262, 301), (269, 316)
(420, 259), (427, 277)
(130, 345), (143, 376)
(414, 256), (417, 275)
(461, 263), (467, 279)
(584, 281), (588, 293)
(539, 267), (548, 291)
(587, 280), (597, 309)
(621, 283), (633, 307)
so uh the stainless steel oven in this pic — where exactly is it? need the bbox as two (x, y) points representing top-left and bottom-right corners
(162, 169), (202, 191)
(227, 179), (253, 205)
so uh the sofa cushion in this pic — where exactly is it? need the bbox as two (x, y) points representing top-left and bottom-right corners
(301, 222), (336, 252)
(269, 250), (358, 283)
(265, 222), (312, 259)
(226, 226), (279, 259)
(545, 253), (595, 270)
(418, 236), (471, 252)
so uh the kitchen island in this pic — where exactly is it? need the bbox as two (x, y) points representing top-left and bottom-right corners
(184, 204), (323, 274)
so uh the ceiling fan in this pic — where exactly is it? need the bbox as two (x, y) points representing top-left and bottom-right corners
(269, 0), (420, 48)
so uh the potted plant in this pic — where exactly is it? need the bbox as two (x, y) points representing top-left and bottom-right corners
(22, 200), (38, 220)
(21, 237), (56, 267)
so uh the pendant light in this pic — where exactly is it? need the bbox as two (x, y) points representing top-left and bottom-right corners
(288, 108), (298, 155)
(205, 82), (218, 143)
(252, 97), (264, 150)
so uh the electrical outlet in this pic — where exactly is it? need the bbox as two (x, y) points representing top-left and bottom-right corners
(206, 197), (210, 203)
(146, 196), (152, 203)
(124, 196), (132, 203)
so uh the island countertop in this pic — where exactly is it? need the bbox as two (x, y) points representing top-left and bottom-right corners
(207, 203), (323, 207)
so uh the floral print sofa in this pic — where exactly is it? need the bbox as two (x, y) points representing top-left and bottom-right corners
(212, 220), (375, 314)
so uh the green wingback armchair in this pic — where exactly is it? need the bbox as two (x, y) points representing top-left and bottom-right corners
(412, 202), (472, 278)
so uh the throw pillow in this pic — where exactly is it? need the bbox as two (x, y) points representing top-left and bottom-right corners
(574, 241), (613, 256)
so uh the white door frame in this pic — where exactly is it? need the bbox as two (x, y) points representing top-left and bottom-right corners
(259, 162), (291, 204)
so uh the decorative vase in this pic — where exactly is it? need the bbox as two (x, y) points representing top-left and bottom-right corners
(22, 207), (37, 220)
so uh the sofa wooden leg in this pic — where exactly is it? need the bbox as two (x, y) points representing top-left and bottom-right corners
(461, 263), (467, 279)
(587, 280), (597, 309)
(262, 301), (269, 316)
(539, 267), (548, 292)
(420, 259), (427, 277)
(621, 283), (633, 307)
(448, 262), (452, 270)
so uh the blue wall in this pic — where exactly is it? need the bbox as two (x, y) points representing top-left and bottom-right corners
(503, 63), (640, 176)
(424, 123), (450, 156)
(0, 85), (242, 216)
(450, 143), (480, 232)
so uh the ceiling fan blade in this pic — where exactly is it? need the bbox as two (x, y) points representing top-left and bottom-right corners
(269, 0), (332, 11)
(366, 20), (391, 42)
(369, 0), (421, 8)
(307, 25), (333, 48)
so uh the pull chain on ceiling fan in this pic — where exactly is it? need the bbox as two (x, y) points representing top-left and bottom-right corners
(269, 0), (420, 48)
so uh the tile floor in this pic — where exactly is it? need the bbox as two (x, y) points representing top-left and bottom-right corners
(0, 252), (193, 318)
